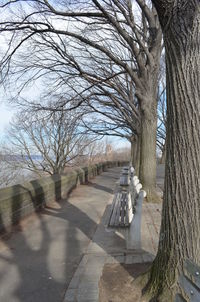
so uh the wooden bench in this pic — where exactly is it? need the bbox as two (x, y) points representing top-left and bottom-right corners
(108, 166), (138, 228)
(108, 191), (133, 227)
(108, 165), (145, 229)
(175, 259), (200, 301)
(120, 174), (130, 186)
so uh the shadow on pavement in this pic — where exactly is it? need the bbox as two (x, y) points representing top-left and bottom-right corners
(0, 167), (126, 302)
(87, 182), (114, 194)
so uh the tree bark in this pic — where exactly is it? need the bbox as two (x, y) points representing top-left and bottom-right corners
(145, 1), (200, 300)
(130, 137), (136, 167)
(135, 135), (141, 177)
(135, 26), (162, 201)
(130, 135), (141, 176)
(139, 100), (158, 202)
(160, 142), (166, 164)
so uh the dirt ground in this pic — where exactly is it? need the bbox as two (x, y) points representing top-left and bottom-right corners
(99, 262), (152, 302)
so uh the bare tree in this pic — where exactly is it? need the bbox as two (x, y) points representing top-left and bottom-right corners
(112, 145), (131, 163)
(80, 64), (166, 172)
(141, 1), (200, 300)
(75, 138), (127, 165)
(0, 152), (20, 187)
(80, 70), (140, 166)
(0, 0), (162, 200)
(79, 139), (107, 165)
(5, 109), (94, 175)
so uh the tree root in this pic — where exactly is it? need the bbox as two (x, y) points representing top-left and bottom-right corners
(131, 269), (175, 302)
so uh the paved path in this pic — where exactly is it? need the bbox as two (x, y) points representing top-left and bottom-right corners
(0, 165), (164, 302)
(64, 167), (163, 302)
(0, 167), (122, 302)
(63, 201), (161, 302)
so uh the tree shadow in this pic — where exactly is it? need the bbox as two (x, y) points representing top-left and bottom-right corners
(0, 177), (82, 302)
(87, 182), (114, 194)
(50, 174), (62, 202)
(0, 167), (125, 302)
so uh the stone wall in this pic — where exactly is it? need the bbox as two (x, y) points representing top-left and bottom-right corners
(0, 161), (127, 233)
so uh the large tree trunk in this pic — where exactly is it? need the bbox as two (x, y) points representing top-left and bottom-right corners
(139, 102), (158, 202)
(139, 88), (160, 202)
(135, 28), (162, 202)
(145, 1), (200, 300)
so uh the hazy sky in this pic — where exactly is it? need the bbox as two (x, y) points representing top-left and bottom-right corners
(0, 79), (41, 136)
(0, 86), (14, 135)
(0, 103), (13, 133)
(0, 99), (130, 149)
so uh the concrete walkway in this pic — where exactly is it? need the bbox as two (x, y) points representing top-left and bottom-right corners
(64, 167), (163, 302)
(0, 166), (164, 302)
(0, 167), (122, 302)
(64, 203), (162, 302)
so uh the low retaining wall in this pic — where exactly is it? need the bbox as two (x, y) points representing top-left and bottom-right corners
(0, 161), (128, 233)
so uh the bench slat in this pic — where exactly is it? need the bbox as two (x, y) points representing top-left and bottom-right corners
(109, 193), (119, 226)
(184, 259), (200, 289)
(109, 193), (121, 227)
(120, 193), (128, 226)
(109, 193), (117, 213)
(125, 193), (130, 226)
(120, 194), (126, 225)
(179, 274), (200, 302)
(125, 204), (129, 226)
(114, 194), (122, 226)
